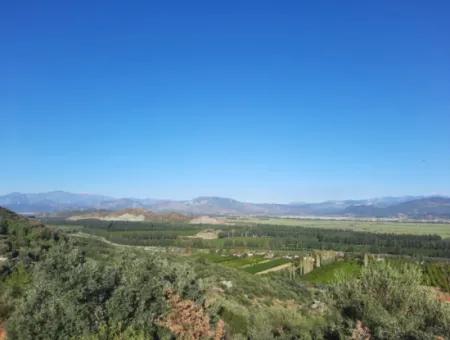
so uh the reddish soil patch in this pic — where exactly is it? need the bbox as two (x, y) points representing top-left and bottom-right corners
(437, 291), (450, 303)
(431, 287), (450, 303)
(0, 324), (6, 340)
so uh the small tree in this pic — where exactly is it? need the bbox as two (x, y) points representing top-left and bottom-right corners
(0, 221), (8, 235)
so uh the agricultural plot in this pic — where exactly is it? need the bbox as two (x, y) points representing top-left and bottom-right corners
(47, 217), (450, 258)
(229, 217), (450, 238)
(198, 253), (291, 274)
(197, 253), (236, 263)
(300, 257), (450, 293)
(301, 261), (361, 284)
(52, 218), (450, 290)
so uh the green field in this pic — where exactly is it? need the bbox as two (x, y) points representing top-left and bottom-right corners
(221, 256), (267, 268)
(229, 217), (450, 238)
(245, 258), (290, 274)
(197, 253), (291, 274)
(301, 260), (362, 284)
(195, 253), (236, 263)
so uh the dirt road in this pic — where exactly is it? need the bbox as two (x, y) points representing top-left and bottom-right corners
(255, 263), (292, 275)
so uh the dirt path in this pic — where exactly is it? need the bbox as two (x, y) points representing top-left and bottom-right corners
(71, 232), (170, 252)
(255, 263), (292, 275)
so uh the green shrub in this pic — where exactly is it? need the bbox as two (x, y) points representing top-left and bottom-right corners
(330, 262), (450, 339)
(6, 242), (207, 339)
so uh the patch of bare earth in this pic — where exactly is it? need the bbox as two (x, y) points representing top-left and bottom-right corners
(432, 287), (450, 303)
(188, 229), (220, 240)
(0, 324), (6, 340)
(159, 289), (225, 340)
(351, 320), (371, 340)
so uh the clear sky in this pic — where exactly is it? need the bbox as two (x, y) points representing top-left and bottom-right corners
(1, 1), (449, 203)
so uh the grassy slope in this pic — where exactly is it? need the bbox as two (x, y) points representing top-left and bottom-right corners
(70, 236), (325, 338)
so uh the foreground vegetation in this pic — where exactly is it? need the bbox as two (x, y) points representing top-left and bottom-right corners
(2, 209), (450, 339)
(330, 263), (450, 339)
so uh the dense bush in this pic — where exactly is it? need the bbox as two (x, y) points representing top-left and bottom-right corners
(0, 209), (215, 339)
(330, 262), (450, 339)
(6, 242), (207, 339)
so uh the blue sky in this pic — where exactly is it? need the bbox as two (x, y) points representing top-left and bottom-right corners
(1, 1), (449, 202)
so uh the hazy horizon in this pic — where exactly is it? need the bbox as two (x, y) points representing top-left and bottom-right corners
(0, 189), (448, 205)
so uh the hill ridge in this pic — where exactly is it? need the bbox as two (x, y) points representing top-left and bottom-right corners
(1, 191), (449, 219)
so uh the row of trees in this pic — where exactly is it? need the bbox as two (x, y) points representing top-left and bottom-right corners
(54, 218), (450, 258)
(217, 224), (450, 257)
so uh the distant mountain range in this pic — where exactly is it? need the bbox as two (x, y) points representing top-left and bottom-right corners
(1, 191), (449, 220)
(342, 196), (450, 219)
